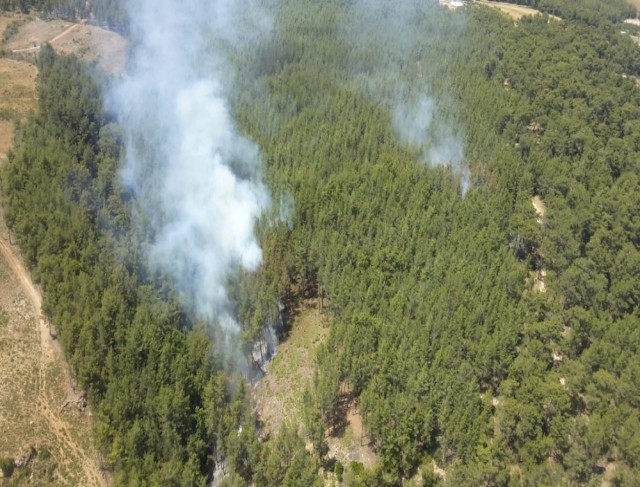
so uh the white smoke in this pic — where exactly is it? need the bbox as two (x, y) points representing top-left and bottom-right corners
(343, 0), (470, 195)
(112, 0), (271, 330)
(393, 95), (469, 194)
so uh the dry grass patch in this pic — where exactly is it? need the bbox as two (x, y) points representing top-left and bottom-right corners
(0, 13), (28, 40)
(0, 224), (106, 485)
(0, 57), (37, 120)
(254, 300), (329, 435)
(0, 257), (100, 485)
(2, 16), (127, 74)
(0, 57), (37, 164)
(0, 121), (14, 164)
(254, 299), (378, 474)
(52, 24), (127, 74)
(3, 18), (72, 52)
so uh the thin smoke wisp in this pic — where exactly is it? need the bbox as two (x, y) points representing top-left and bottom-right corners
(342, 0), (470, 194)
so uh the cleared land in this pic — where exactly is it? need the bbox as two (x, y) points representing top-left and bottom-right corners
(531, 196), (546, 293)
(0, 211), (106, 485)
(254, 301), (330, 434)
(0, 57), (37, 163)
(475, 0), (559, 20)
(253, 299), (378, 475)
(3, 16), (126, 74)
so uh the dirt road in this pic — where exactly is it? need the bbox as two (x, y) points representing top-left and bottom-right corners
(11, 23), (78, 53)
(0, 236), (106, 486)
(476, 0), (561, 20)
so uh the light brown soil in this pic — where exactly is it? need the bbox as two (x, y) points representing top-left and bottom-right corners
(3, 16), (127, 74)
(0, 207), (107, 485)
(532, 195), (546, 218)
(254, 300), (378, 472)
(327, 401), (377, 469)
(476, 0), (560, 20)
(0, 120), (14, 164)
(0, 57), (38, 119)
(626, 0), (640, 10)
(4, 18), (71, 51)
(531, 196), (547, 292)
(601, 461), (617, 487)
(254, 301), (329, 435)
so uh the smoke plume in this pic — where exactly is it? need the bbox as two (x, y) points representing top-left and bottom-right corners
(342, 0), (470, 194)
(112, 0), (271, 331)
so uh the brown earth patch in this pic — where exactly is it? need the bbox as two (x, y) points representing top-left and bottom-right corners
(254, 299), (378, 471)
(0, 214), (107, 485)
(4, 18), (71, 51)
(0, 57), (38, 120)
(476, 0), (561, 20)
(327, 399), (377, 470)
(0, 120), (14, 164)
(254, 300), (329, 435)
(3, 16), (126, 74)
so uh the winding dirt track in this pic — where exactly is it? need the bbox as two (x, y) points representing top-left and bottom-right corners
(0, 236), (106, 486)
(11, 23), (78, 53)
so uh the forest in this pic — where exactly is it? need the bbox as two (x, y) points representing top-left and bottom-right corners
(2, 0), (640, 485)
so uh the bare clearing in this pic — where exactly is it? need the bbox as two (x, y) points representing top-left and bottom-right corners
(254, 299), (377, 471)
(0, 121), (14, 164)
(532, 196), (547, 292)
(3, 16), (126, 74)
(4, 18), (69, 50)
(0, 57), (37, 118)
(532, 195), (546, 222)
(0, 57), (37, 162)
(327, 400), (377, 470)
(254, 301), (329, 434)
(475, 0), (560, 20)
(626, 0), (640, 10)
(0, 212), (106, 485)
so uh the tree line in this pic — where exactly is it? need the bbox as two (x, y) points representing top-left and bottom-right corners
(3, 0), (640, 485)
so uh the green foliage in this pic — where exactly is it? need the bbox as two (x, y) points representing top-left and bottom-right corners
(2, 18), (24, 41)
(233, 0), (640, 484)
(4, 0), (640, 485)
(0, 457), (15, 478)
(2, 50), (226, 486)
(254, 423), (321, 487)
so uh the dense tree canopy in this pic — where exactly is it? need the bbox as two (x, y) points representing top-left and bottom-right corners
(235, 1), (640, 484)
(3, 0), (640, 486)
